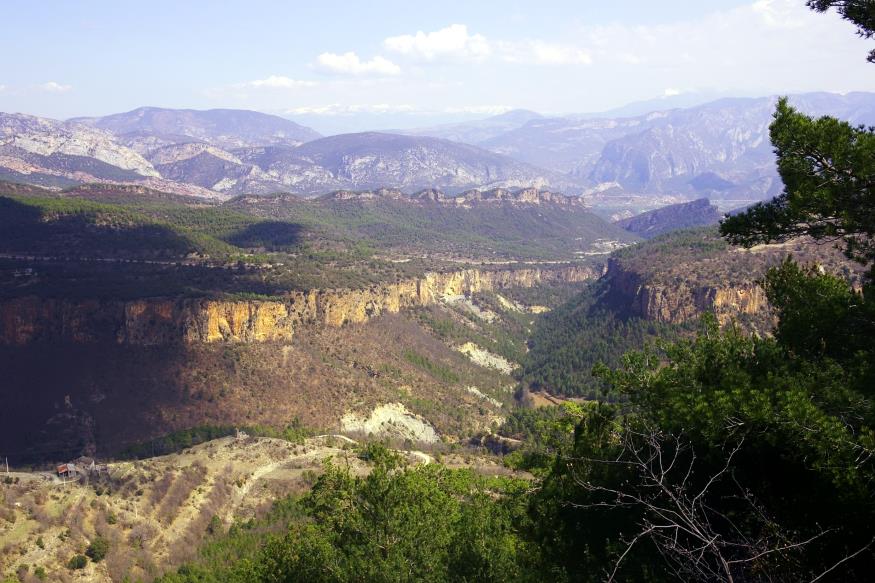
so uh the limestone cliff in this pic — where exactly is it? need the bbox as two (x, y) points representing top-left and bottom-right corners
(321, 186), (586, 207)
(0, 265), (598, 346)
(603, 258), (771, 327)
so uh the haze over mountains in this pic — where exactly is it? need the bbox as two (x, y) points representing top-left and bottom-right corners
(0, 92), (872, 204)
(466, 92), (875, 203)
(72, 107), (322, 150)
(614, 198), (722, 239)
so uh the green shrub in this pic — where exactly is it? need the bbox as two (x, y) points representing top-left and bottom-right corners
(85, 536), (109, 562)
(67, 554), (87, 570)
(403, 349), (460, 384)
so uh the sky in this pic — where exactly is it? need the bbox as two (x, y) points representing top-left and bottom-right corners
(1, 0), (873, 132)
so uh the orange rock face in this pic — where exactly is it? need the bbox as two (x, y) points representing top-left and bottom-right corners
(0, 265), (599, 346)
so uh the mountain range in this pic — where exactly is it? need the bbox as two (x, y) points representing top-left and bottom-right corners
(0, 92), (872, 203)
(0, 109), (573, 197)
(447, 92), (875, 204)
(71, 106), (322, 149)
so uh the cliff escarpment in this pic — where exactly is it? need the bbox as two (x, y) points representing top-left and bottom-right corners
(599, 228), (865, 330)
(602, 258), (771, 327)
(0, 265), (598, 346)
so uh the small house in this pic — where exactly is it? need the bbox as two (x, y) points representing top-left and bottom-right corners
(56, 463), (78, 478)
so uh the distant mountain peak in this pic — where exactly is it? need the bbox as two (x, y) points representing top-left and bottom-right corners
(70, 107), (322, 149)
(489, 109), (544, 123)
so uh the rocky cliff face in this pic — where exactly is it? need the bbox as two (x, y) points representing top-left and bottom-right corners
(603, 258), (771, 327)
(323, 186), (586, 207)
(0, 265), (598, 346)
(0, 113), (159, 177)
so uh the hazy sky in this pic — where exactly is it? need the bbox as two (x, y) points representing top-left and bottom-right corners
(1, 0), (873, 129)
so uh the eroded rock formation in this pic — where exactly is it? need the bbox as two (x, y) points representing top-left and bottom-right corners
(602, 258), (771, 327)
(0, 265), (598, 346)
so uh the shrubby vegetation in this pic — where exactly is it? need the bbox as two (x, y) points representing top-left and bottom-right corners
(403, 349), (461, 384)
(497, 406), (576, 473)
(159, 446), (541, 583)
(85, 536), (109, 562)
(66, 554), (87, 570)
(119, 426), (240, 459)
(411, 297), (531, 367)
(0, 192), (439, 298)
(229, 195), (634, 261)
(0, 184), (618, 300)
(119, 421), (313, 459)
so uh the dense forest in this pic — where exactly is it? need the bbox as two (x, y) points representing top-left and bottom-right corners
(519, 280), (692, 398)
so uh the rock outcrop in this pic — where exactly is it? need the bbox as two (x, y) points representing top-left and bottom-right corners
(602, 258), (771, 327)
(0, 265), (598, 346)
(0, 113), (159, 178)
(321, 186), (586, 207)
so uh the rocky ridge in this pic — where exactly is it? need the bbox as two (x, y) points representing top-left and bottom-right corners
(321, 186), (586, 207)
(0, 109), (578, 197)
(71, 106), (322, 149)
(476, 92), (875, 205)
(614, 198), (722, 239)
(602, 257), (769, 327)
(598, 232), (864, 331)
(0, 265), (599, 346)
(0, 113), (158, 177)
(0, 113), (225, 198)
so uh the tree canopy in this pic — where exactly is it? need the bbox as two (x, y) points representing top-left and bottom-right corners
(720, 98), (875, 273)
(807, 1), (875, 61)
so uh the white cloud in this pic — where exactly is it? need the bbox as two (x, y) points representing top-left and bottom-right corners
(663, 88), (682, 97)
(39, 81), (72, 93)
(241, 75), (318, 89)
(384, 24), (490, 61)
(500, 41), (592, 65)
(751, 0), (807, 29)
(287, 103), (415, 116)
(203, 0), (875, 120)
(285, 103), (515, 117)
(314, 52), (401, 76)
(442, 105), (515, 115)
(384, 24), (591, 67)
